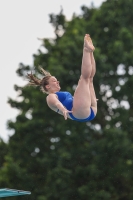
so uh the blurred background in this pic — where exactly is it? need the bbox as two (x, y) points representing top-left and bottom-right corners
(0, 0), (133, 199)
(0, 0), (104, 142)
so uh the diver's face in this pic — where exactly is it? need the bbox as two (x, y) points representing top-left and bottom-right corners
(46, 76), (61, 92)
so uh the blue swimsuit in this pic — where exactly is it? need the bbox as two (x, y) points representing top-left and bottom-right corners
(55, 91), (95, 122)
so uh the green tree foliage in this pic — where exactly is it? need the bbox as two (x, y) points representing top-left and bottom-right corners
(1, 0), (133, 199)
(0, 138), (8, 168)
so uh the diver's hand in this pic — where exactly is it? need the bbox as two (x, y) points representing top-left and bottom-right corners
(63, 109), (73, 120)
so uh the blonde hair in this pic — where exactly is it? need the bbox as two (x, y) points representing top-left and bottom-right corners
(27, 66), (52, 93)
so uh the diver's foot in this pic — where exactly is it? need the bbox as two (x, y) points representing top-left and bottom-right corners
(84, 34), (95, 52)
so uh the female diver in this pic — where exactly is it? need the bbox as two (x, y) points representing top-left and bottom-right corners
(27, 34), (97, 122)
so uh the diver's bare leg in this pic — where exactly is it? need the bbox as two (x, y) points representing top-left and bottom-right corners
(72, 34), (95, 118)
(89, 43), (97, 114)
